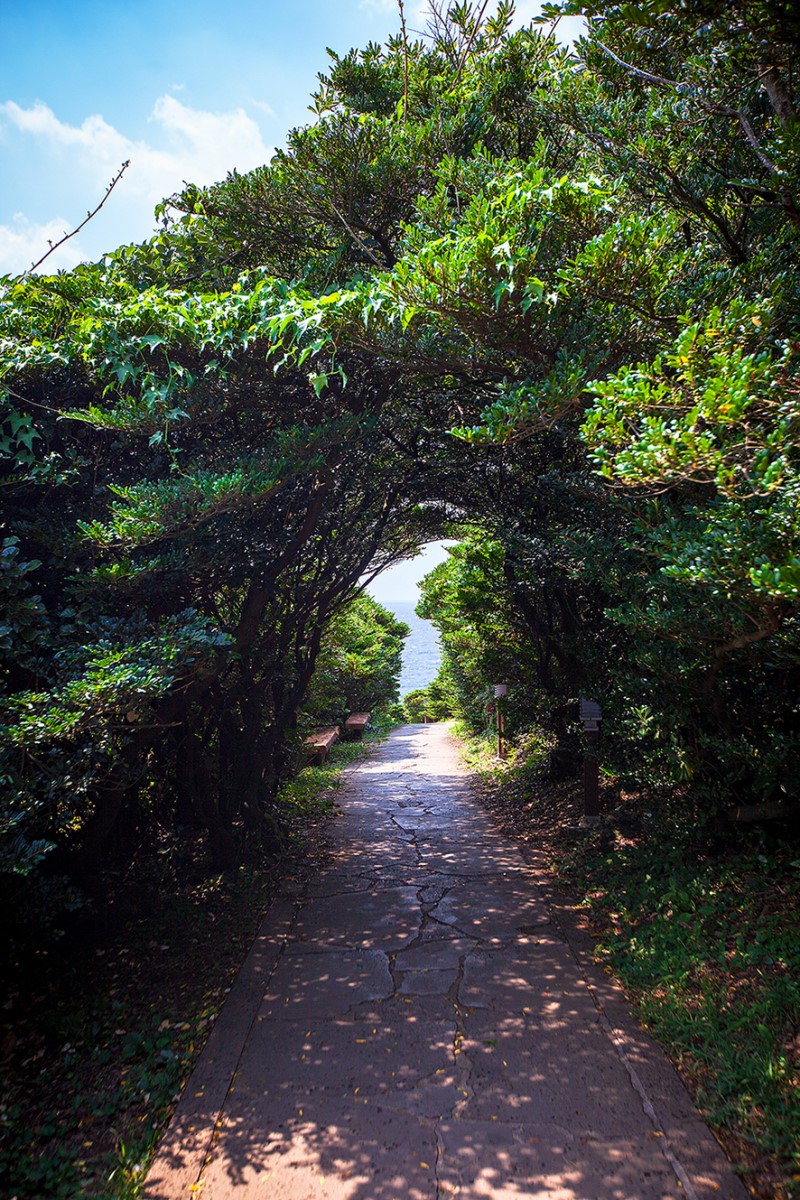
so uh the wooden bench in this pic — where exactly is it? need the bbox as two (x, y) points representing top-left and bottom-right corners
(303, 726), (340, 765)
(344, 712), (371, 739)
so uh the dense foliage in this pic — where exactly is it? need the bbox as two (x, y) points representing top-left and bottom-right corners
(2, 0), (799, 938)
(302, 593), (408, 724)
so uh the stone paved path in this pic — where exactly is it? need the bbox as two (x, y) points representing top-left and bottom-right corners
(145, 724), (746, 1199)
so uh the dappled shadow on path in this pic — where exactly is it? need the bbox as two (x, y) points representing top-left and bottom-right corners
(146, 724), (741, 1200)
(180, 992), (684, 1198)
(147, 924), (737, 1198)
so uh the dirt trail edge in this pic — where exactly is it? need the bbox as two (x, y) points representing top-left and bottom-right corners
(144, 723), (746, 1200)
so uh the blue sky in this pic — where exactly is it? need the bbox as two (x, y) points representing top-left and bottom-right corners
(0, 0), (406, 272)
(368, 541), (454, 604)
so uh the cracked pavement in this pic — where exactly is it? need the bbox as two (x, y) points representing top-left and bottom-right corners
(144, 724), (747, 1200)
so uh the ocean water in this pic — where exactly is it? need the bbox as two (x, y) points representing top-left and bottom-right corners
(384, 600), (442, 698)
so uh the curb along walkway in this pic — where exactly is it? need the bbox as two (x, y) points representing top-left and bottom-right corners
(145, 724), (745, 1200)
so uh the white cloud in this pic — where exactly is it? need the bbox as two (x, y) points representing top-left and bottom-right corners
(250, 98), (277, 118)
(359, 0), (428, 25)
(150, 95), (269, 178)
(2, 96), (270, 203)
(511, 2), (586, 41)
(0, 212), (86, 276)
(2, 101), (131, 173)
(0, 97), (272, 272)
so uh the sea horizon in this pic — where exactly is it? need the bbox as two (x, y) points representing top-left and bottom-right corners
(380, 599), (442, 698)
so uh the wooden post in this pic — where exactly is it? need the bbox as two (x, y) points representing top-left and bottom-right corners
(583, 728), (600, 821)
(579, 699), (602, 827)
(493, 684), (508, 760)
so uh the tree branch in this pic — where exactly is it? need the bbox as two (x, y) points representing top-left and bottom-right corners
(584, 44), (800, 232)
(595, 42), (780, 175)
(27, 160), (130, 275)
(595, 39), (680, 89)
(398, 0), (410, 123)
(758, 62), (796, 127)
(329, 202), (385, 266)
(454, 0), (493, 88)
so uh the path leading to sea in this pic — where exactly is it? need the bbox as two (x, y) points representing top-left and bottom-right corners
(145, 724), (745, 1200)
